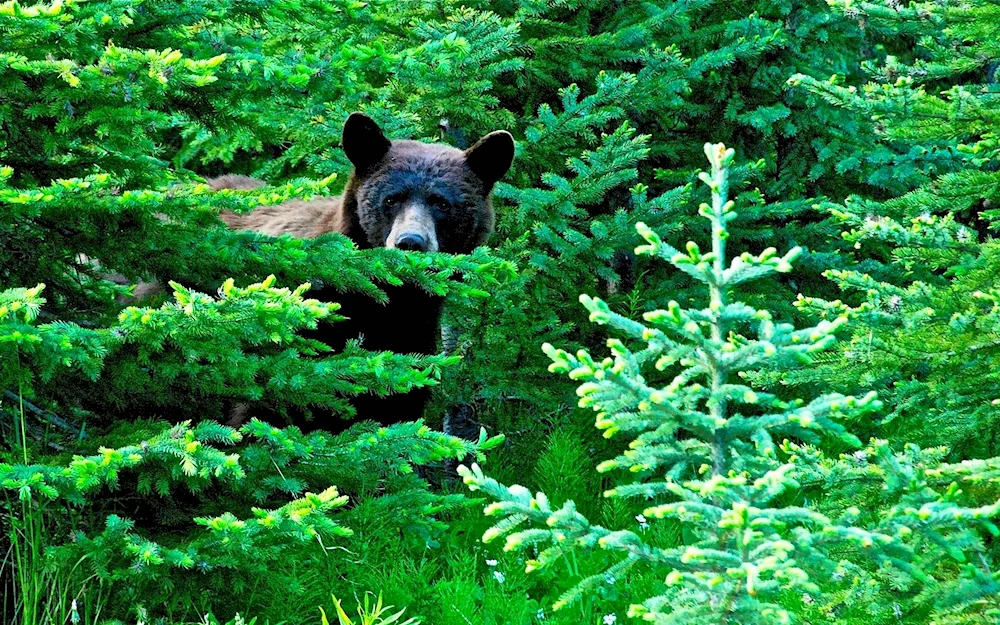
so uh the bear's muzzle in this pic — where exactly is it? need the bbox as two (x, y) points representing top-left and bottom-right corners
(387, 203), (439, 252)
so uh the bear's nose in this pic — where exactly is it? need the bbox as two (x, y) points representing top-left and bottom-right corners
(395, 233), (428, 252)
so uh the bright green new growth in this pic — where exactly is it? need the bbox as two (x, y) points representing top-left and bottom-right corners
(7, 0), (1000, 622)
(0, 274), (506, 623)
(460, 144), (891, 624)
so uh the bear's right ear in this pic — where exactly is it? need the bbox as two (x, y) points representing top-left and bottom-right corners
(343, 113), (391, 171)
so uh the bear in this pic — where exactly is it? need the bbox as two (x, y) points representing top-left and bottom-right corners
(212, 113), (515, 431)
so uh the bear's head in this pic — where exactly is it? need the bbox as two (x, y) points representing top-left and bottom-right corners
(340, 113), (515, 254)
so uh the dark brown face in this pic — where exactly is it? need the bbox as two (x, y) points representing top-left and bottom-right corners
(341, 113), (515, 254)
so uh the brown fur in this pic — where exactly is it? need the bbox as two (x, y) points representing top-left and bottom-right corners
(206, 173), (347, 239)
(219, 196), (349, 239)
(206, 174), (267, 191)
(214, 134), (506, 251)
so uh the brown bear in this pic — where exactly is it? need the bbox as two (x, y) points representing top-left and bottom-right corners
(213, 113), (514, 431)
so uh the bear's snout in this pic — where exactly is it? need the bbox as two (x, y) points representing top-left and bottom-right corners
(395, 233), (428, 251)
(386, 203), (439, 252)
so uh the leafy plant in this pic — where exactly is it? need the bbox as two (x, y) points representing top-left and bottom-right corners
(321, 593), (419, 625)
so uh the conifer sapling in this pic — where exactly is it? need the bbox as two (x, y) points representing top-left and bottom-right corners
(459, 143), (888, 624)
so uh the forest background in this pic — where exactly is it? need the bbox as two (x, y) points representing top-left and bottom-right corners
(3, 0), (1000, 624)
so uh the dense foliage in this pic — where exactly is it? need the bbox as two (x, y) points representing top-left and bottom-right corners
(3, 0), (1000, 624)
(463, 144), (1000, 624)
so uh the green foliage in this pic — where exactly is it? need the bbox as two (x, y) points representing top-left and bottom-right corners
(460, 146), (1000, 624)
(774, 8), (1000, 616)
(148, 593), (419, 625)
(431, 0), (926, 439)
(5, 0), (1000, 623)
(785, 0), (1000, 455)
(322, 592), (418, 625)
(1, 1), (507, 623)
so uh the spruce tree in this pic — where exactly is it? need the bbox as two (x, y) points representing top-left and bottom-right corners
(460, 144), (1000, 624)
(431, 0), (907, 438)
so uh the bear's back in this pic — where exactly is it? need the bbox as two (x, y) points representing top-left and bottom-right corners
(220, 197), (347, 239)
(206, 175), (350, 239)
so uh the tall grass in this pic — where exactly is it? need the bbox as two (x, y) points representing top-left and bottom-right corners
(2, 351), (106, 625)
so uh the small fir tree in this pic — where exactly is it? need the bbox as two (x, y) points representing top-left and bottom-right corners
(460, 144), (1000, 624)
(461, 143), (881, 622)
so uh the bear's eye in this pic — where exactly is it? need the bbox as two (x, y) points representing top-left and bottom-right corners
(383, 194), (404, 208)
(427, 194), (451, 209)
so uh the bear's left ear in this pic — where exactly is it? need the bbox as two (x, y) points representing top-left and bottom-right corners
(465, 130), (515, 189)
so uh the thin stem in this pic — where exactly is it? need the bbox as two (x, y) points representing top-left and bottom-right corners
(17, 350), (27, 465)
(709, 151), (730, 477)
(718, 580), (743, 624)
(15, 347), (32, 625)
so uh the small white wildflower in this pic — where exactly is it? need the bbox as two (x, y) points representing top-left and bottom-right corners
(486, 558), (498, 567)
(802, 593), (815, 605)
(893, 602), (902, 618)
(853, 450), (868, 463)
(605, 574), (616, 585)
(71, 599), (80, 625)
(604, 614), (618, 625)
(956, 227), (972, 242)
(536, 609), (546, 621)
(635, 514), (649, 530)
(234, 614), (245, 625)
(493, 570), (506, 584)
(887, 295), (903, 313)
